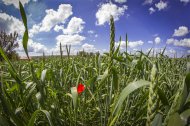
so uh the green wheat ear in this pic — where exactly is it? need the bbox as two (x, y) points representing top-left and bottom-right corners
(125, 33), (128, 54)
(146, 64), (159, 126)
(109, 15), (115, 68)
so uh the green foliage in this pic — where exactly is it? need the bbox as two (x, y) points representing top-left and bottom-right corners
(112, 80), (151, 116)
(27, 110), (54, 126)
(19, 1), (29, 60)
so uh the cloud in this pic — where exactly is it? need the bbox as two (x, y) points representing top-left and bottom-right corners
(114, 0), (127, 3)
(0, 13), (24, 36)
(128, 40), (144, 48)
(53, 25), (64, 32)
(154, 37), (161, 44)
(166, 38), (190, 47)
(146, 48), (176, 56)
(29, 4), (86, 54)
(155, 1), (167, 11)
(188, 50), (190, 53)
(17, 39), (47, 53)
(49, 43), (97, 55)
(147, 1), (167, 14)
(95, 34), (98, 38)
(29, 4), (73, 36)
(149, 7), (155, 14)
(143, 0), (153, 5)
(56, 34), (85, 46)
(180, 0), (190, 3)
(54, 17), (86, 46)
(166, 38), (178, 44)
(40, 4), (73, 32)
(115, 40), (144, 49)
(173, 26), (189, 37)
(29, 24), (40, 37)
(2, 0), (30, 8)
(87, 30), (98, 38)
(148, 41), (153, 44)
(153, 33), (159, 37)
(50, 45), (94, 56)
(168, 49), (176, 54)
(29, 4), (85, 38)
(82, 43), (96, 52)
(115, 41), (125, 50)
(132, 48), (138, 52)
(88, 30), (95, 34)
(96, 3), (128, 25)
(63, 17), (85, 35)
(173, 38), (190, 47)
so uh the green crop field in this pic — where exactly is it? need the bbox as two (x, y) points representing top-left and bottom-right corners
(0, 2), (190, 126)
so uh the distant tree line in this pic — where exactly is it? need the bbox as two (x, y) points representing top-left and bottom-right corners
(0, 31), (19, 61)
(77, 50), (100, 57)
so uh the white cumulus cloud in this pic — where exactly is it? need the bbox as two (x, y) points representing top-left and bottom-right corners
(166, 38), (178, 44)
(166, 38), (190, 47)
(149, 7), (156, 14)
(53, 25), (64, 32)
(96, 3), (128, 25)
(29, 24), (40, 37)
(115, 40), (144, 49)
(17, 39), (47, 53)
(0, 13), (24, 36)
(168, 49), (176, 54)
(29, 4), (73, 36)
(143, 0), (153, 5)
(155, 1), (167, 11)
(173, 26), (189, 37)
(87, 30), (98, 38)
(2, 0), (30, 8)
(154, 37), (161, 44)
(180, 0), (190, 3)
(63, 17), (85, 35)
(175, 38), (190, 47)
(40, 4), (73, 32)
(82, 43), (96, 52)
(146, 48), (176, 56)
(88, 30), (95, 34)
(56, 34), (85, 46)
(114, 0), (127, 3)
(128, 40), (144, 48)
(115, 41), (126, 50)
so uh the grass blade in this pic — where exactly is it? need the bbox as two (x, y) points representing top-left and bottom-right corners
(19, 1), (29, 59)
(27, 110), (54, 126)
(112, 80), (151, 116)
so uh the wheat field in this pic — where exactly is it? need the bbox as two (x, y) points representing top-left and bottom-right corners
(0, 2), (190, 126)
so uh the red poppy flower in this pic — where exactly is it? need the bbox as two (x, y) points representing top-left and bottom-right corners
(77, 83), (85, 94)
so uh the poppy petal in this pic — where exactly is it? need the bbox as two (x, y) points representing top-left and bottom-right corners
(77, 83), (85, 94)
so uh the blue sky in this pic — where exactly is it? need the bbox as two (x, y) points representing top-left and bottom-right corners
(0, 0), (190, 57)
